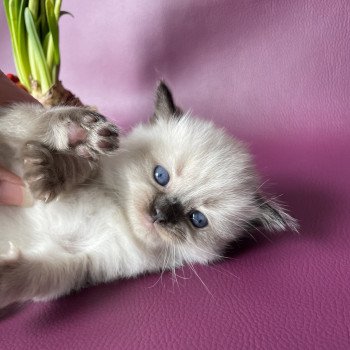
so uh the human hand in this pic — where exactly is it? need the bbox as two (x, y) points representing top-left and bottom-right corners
(0, 166), (32, 206)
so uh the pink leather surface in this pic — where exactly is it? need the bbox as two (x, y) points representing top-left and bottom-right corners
(1, 1), (349, 349)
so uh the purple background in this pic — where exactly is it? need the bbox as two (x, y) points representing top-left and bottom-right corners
(1, 1), (350, 349)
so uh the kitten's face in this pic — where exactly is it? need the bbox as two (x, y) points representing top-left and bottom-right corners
(118, 82), (297, 265)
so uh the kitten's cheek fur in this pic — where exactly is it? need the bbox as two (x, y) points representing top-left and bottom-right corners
(151, 224), (174, 243)
(141, 213), (153, 228)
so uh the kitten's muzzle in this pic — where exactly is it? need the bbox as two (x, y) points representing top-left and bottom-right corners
(150, 195), (184, 225)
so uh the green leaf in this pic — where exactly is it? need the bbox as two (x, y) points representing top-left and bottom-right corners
(5, 0), (31, 89)
(4, 0), (63, 91)
(28, 0), (41, 37)
(46, 33), (54, 70)
(3, 0), (20, 76)
(42, 31), (50, 55)
(28, 39), (40, 81)
(40, 0), (48, 38)
(54, 0), (61, 19)
(51, 64), (58, 82)
(45, 0), (59, 65)
(17, 0), (31, 84)
(28, 0), (39, 20)
(24, 7), (52, 92)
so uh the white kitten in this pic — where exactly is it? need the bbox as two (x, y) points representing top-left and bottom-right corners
(0, 82), (297, 308)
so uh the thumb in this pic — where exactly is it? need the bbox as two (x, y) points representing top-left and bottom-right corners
(0, 181), (33, 206)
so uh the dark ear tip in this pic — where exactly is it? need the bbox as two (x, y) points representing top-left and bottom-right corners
(151, 80), (182, 122)
(156, 80), (171, 95)
(157, 79), (166, 88)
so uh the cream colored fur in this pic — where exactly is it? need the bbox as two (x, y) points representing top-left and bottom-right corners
(0, 82), (296, 308)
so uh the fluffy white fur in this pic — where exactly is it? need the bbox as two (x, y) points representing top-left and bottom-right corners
(0, 82), (296, 308)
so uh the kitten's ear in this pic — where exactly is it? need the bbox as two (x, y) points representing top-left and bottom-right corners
(151, 81), (182, 123)
(251, 194), (299, 233)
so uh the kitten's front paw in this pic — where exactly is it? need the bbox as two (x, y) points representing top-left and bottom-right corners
(23, 142), (63, 202)
(62, 109), (119, 159)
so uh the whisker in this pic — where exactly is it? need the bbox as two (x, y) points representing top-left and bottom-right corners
(188, 262), (213, 297)
(179, 247), (213, 297)
(189, 243), (231, 261)
(181, 244), (239, 280)
(255, 179), (271, 193)
(239, 219), (273, 243)
(171, 246), (180, 290)
(225, 218), (258, 243)
(207, 264), (239, 280)
(148, 244), (169, 289)
(257, 194), (283, 208)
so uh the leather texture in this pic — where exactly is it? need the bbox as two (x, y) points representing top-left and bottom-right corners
(1, 0), (349, 349)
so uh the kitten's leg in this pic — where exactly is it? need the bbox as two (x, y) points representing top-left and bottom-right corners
(22, 142), (99, 202)
(0, 104), (119, 201)
(0, 242), (89, 308)
(0, 104), (119, 159)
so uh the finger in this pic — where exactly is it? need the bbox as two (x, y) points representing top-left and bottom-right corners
(0, 167), (23, 185)
(0, 182), (33, 207)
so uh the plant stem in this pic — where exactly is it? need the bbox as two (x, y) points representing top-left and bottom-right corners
(24, 7), (52, 92)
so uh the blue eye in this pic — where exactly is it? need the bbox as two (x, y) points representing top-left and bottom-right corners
(153, 165), (170, 186)
(189, 210), (208, 228)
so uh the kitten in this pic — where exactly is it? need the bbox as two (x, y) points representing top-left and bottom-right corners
(0, 81), (297, 308)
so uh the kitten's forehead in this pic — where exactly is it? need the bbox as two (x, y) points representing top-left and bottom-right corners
(148, 115), (255, 205)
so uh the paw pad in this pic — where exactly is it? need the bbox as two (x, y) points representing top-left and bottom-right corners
(66, 110), (119, 158)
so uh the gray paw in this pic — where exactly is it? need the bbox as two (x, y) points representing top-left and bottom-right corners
(23, 142), (64, 202)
